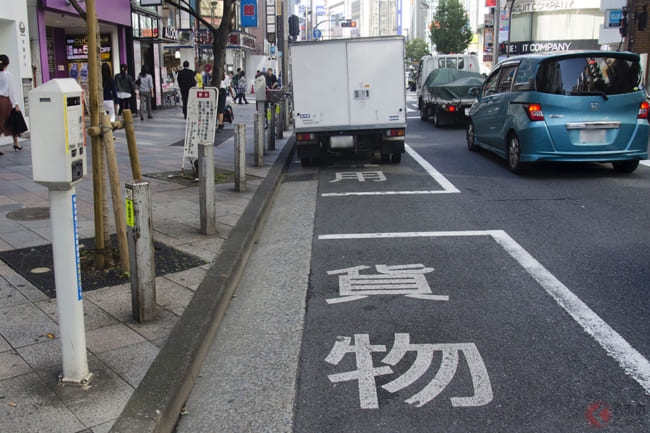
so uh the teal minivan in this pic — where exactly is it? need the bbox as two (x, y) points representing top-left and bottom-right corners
(466, 51), (649, 173)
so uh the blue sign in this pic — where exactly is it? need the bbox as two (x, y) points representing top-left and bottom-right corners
(608, 9), (623, 27)
(240, 0), (258, 27)
(316, 5), (326, 16)
(313, 29), (322, 39)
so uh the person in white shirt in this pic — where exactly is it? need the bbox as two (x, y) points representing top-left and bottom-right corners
(0, 54), (21, 154)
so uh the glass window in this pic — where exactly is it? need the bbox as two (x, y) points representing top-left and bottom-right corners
(132, 12), (141, 38)
(497, 65), (518, 93)
(482, 68), (500, 97)
(536, 55), (642, 95)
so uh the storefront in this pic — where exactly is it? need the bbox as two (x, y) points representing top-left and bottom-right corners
(31, 0), (132, 93)
(0, 0), (31, 145)
(506, 0), (602, 57)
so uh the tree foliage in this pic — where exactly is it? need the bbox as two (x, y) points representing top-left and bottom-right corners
(164, 0), (234, 87)
(429, 0), (472, 54)
(405, 38), (431, 62)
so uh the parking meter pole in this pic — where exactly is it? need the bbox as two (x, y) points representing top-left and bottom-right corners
(254, 112), (264, 166)
(198, 142), (216, 235)
(234, 124), (246, 192)
(268, 106), (276, 151)
(125, 180), (156, 323)
(50, 187), (93, 385)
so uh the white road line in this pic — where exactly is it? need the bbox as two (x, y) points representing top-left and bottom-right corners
(322, 144), (460, 197)
(318, 229), (650, 393)
(405, 144), (460, 193)
(640, 160), (650, 168)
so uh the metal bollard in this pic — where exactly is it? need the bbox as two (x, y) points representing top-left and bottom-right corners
(234, 123), (246, 192)
(198, 141), (216, 235)
(268, 104), (276, 151)
(275, 103), (283, 139)
(125, 180), (156, 322)
(254, 112), (264, 167)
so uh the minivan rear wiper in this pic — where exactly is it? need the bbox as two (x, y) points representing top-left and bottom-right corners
(572, 90), (609, 100)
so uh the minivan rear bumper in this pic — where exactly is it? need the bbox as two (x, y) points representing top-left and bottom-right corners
(517, 121), (649, 163)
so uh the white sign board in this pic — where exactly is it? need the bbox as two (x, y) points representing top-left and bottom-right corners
(183, 87), (218, 170)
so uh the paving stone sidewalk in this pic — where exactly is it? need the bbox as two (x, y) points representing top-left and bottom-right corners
(0, 98), (293, 433)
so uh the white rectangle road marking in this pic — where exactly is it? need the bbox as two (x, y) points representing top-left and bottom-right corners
(318, 229), (650, 394)
(322, 144), (460, 197)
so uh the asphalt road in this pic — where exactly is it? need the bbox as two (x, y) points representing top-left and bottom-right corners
(176, 92), (650, 432)
(295, 94), (650, 432)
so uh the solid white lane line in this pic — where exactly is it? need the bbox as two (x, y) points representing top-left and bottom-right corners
(318, 229), (650, 393)
(405, 144), (461, 193)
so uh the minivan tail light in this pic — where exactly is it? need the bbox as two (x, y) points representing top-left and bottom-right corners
(638, 101), (649, 119)
(525, 103), (544, 121)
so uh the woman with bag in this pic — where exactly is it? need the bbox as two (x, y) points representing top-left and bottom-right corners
(0, 54), (23, 154)
(114, 64), (136, 117)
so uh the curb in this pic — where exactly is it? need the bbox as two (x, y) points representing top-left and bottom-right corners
(110, 137), (296, 433)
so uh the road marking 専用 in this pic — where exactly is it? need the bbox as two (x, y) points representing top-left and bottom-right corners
(318, 229), (650, 394)
(322, 144), (460, 197)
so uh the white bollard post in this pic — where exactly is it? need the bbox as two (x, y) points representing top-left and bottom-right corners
(125, 180), (157, 322)
(50, 187), (93, 385)
(234, 123), (246, 192)
(254, 112), (264, 167)
(198, 141), (216, 235)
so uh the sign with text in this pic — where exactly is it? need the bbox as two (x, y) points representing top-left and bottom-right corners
(183, 88), (218, 170)
(240, 0), (258, 27)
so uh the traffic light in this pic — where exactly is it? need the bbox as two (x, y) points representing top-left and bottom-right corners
(341, 19), (357, 28)
(289, 14), (300, 37)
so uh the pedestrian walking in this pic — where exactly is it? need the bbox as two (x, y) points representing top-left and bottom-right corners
(115, 64), (136, 117)
(177, 60), (196, 119)
(137, 65), (155, 120)
(0, 54), (22, 154)
(102, 62), (117, 122)
(217, 71), (227, 132)
(235, 70), (248, 104)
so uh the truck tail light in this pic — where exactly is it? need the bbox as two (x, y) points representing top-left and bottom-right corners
(385, 129), (405, 137)
(447, 105), (457, 112)
(638, 101), (649, 119)
(296, 133), (315, 141)
(525, 103), (544, 121)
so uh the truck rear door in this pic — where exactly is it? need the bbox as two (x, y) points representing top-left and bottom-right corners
(291, 42), (350, 130)
(347, 39), (406, 127)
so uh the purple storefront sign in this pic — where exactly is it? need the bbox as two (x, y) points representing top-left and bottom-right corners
(42, 0), (131, 26)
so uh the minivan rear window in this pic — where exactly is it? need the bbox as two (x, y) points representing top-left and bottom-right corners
(536, 56), (642, 96)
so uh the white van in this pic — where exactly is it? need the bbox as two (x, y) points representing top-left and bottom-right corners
(416, 54), (481, 101)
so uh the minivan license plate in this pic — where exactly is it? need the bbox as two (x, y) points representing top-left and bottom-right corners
(579, 129), (606, 144)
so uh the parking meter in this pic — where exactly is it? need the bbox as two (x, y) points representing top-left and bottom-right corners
(255, 75), (267, 102)
(29, 78), (87, 189)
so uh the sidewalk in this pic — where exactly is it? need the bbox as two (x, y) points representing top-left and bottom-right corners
(0, 97), (294, 433)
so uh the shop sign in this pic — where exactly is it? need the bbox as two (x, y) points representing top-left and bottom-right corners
(66, 34), (112, 61)
(606, 10), (623, 27)
(241, 0), (258, 27)
(506, 39), (598, 55)
(163, 27), (179, 40)
(228, 32), (256, 50)
(512, 0), (597, 15)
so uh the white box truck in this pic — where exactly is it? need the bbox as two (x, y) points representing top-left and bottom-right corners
(290, 36), (407, 165)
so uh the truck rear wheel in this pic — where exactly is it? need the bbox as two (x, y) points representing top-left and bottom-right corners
(391, 153), (402, 164)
